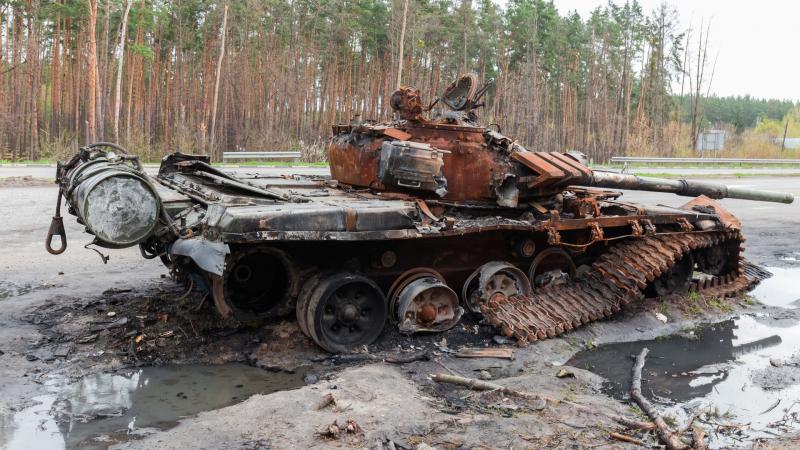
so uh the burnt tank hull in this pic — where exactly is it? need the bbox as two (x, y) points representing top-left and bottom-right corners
(48, 146), (770, 353)
(47, 76), (792, 353)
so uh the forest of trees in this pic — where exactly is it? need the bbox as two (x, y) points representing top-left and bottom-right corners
(0, 0), (793, 162)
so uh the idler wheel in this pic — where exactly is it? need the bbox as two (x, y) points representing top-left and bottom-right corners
(527, 248), (577, 289)
(646, 253), (694, 297)
(301, 273), (387, 353)
(388, 268), (462, 334)
(462, 262), (531, 314)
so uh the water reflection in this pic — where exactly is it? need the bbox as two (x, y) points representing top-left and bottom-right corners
(567, 314), (800, 431)
(751, 267), (800, 306)
(1, 364), (306, 450)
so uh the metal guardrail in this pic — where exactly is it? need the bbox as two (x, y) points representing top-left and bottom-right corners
(610, 156), (800, 165)
(222, 151), (301, 161)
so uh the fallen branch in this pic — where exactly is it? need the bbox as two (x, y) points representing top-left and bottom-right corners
(629, 348), (688, 450)
(609, 432), (647, 447)
(678, 407), (707, 434)
(455, 347), (514, 359)
(760, 399), (781, 415)
(691, 427), (707, 450)
(430, 372), (656, 431)
(430, 372), (536, 398)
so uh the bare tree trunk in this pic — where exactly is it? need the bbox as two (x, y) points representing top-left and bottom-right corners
(461, 0), (470, 73)
(396, 0), (408, 89)
(113, 0), (133, 141)
(209, 4), (228, 158)
(96, 0), (110, 140)
(86, 0), (98, 143)
(25, 2), (40, 159)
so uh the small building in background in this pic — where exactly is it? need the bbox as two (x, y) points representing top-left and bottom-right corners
(696, 130), (726, 155)
(773, 137), (800, 150)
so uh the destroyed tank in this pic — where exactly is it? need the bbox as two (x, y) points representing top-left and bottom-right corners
(46, 75), (793, 353)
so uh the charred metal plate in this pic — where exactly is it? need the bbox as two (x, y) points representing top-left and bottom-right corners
(214, 200), (417, 235)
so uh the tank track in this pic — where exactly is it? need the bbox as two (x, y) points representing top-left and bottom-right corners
(481, 230), (771, 346)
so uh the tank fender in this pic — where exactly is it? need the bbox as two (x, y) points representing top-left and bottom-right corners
(679, 195), (741, 230)
(170, 238), (230, 276)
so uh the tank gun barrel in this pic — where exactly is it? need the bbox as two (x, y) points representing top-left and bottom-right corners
(588, 170), (794, 204)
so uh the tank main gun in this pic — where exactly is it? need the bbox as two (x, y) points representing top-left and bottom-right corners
(586, 170), (794, 204)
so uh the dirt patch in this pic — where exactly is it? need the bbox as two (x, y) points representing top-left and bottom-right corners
(21, 281), (320, 372)
(115, 363), (628, 450)
(751, 355), (800, 390)
(20, 278), (515, 377)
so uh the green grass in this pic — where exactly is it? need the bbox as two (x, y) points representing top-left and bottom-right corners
(0, 159), (54, 165)
(708, 297), (735, 313)
(631, 171), (800, 178)
(601, 162), (800, 169)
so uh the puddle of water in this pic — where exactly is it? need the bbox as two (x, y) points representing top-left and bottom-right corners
(0, 363), (306, 450)
(751, 267), (800, 307)
(0, 280), (55, 300)
(777, 251), (800, 263)
(567, 314), (800, 442)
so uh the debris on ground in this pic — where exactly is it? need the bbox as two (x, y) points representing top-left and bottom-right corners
(315, 393), (336, 410)
(315, 419), (362, 440)
(628, 347), (704, 450)
(455, 347), (514, 359)
(555, 368), (575, 378)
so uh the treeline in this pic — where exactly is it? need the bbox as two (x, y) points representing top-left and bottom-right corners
(0, 0), (741, 161)
(678, 95), (797, 133)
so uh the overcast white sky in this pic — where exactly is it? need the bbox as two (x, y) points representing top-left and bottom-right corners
(546, 0), (799, 101)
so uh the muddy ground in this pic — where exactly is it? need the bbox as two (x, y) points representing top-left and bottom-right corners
(2, 178), (800, 449)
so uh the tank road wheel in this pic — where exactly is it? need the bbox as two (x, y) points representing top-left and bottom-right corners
(527, 248), (577, 289)
(462, 262), (532, 315)
(296, 271), (327, 337)
(303, 273), (387, 353)
(224, 247), (299, 320)
(388, 268), (462, 334)
(646, 253), (694, 297)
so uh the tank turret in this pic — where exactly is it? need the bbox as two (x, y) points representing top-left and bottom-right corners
(329, 74), (793, 207)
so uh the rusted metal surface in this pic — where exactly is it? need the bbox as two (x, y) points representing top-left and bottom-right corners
(388, 268), (462, 334)
(462, 262), (531, 315)
(390, 87), (425, 121)
(680, 195), (742, 230)
(480, 230), (766, 346)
